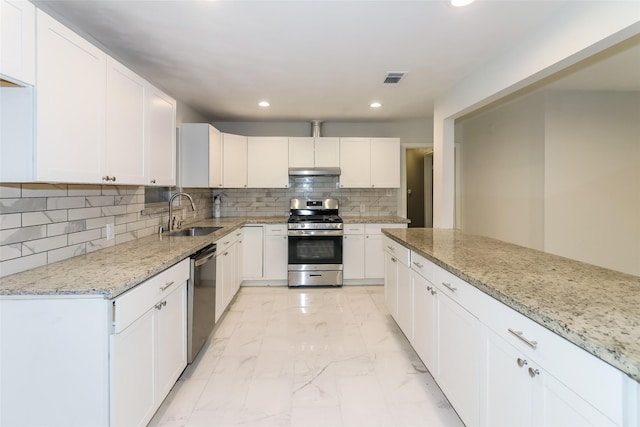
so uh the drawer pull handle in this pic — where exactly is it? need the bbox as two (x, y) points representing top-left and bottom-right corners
(528, 367), (540, 378)
(387, 245), (395, 251)
(160, 281), (175, 291)
(517, 358), (528, 367)
(508, 328), (538, 349)
(442, 282), (457, 292)
(155, 300), (167, 310)
(413, 261), (424, 268)
(223, 241), (230, 245)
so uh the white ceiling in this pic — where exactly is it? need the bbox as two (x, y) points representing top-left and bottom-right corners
(34, 1), (638, 122)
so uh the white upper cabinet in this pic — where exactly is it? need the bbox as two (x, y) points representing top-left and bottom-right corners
(340, 137), (400, 188)
(36, 9), (106, 183)
(1, 9), (176, 185)
(222, 132), (248, 188)
(0, 0), (35, 85)
(180, 123), (222, 188)
(340, 138), (371, 188)
(371, 138), (400, 188)
(105, 57), (146, 185)
(248, 137), (289, 188)
(289, 137), (339, 168)
(146, 84), (177, 186)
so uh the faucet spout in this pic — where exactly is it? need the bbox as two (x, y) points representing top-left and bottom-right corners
(168, 192), (196, 231)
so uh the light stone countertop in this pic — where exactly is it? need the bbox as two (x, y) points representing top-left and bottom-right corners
(0, 215), (409, 299)
(342, 215), (410, 224)
(382, 228), (640, 382)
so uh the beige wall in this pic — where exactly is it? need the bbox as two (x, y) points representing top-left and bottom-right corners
(459, 90), (640, 276)
(544, 90), (640, 275)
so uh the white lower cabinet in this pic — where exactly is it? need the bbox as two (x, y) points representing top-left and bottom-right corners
(436, 281), (481, 427)
(242, 225), (264, 280)
(264, 225), (288, 280)
(383, 235), (411, 338)
(110, 259), (189, 427)
(383, 242), (633, 427)
(343, 224), (365, 280)
(215, 231), (242, 322)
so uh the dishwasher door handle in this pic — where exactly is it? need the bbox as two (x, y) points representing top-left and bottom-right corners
(195, 251), (217, 267)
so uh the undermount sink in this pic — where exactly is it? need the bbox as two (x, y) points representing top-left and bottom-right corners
(169, 226), (222, 237)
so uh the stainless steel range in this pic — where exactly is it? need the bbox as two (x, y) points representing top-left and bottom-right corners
(287, 198), (343, 287)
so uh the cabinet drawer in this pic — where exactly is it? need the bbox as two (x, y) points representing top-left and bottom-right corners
(382, 236), (410, 266)
(410, 251), (434, 282)
(265, 224), (287, 236)
(343, 223), (365, 234)
(216, 229), (241, 252)
(434, 265), (485, 316)
(365, 223), (406, 235)
(112, 258), (189, 333)
(482, 295), (625, 424)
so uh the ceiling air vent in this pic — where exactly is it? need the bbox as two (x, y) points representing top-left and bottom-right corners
(383, 72), (407, 85)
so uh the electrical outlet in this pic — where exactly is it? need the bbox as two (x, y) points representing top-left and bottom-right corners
(360, 204), (366, 213)
(106, 223), (115, 240)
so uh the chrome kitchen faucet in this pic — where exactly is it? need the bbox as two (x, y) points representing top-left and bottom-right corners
(168, 192), (196, 231)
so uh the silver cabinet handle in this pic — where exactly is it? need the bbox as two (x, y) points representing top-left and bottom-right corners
(391, 257), (397, 263)
(387, 245), (395, 251)
(223, 241), (230, 245)
(426, 285), (432, 291)
(442, 282), (457, 292)
(517, 358), (528, 367)
(508, 328), (538, 349)
(159, 281), (175, 291)
(154, 300), (167, 310)
(430, 289), (437, 295)
(150, 179), (156, 184)
(412, 261), (424, 268)
(528, 367), (540, 378)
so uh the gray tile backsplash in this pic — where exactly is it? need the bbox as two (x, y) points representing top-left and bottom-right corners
(217, 176), (399, 218)
(0, 184), (212, 278)
(0, 177), (398, 278)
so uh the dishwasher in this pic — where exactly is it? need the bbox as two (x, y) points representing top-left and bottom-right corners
(188, 243), (217, 363)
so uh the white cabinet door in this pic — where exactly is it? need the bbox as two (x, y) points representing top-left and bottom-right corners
(247, 137), (289, 188)
(155, 282), (187, 403)
(0, 0), (35, 85)
(365, 233), (384, 279)
(384, 250), (398, 319)
(180, 123), (222, 188)
(222, 133), (248, 188)
(343, 234), (365, 280)
(264, 225), (288, 280)
(110, 308), (156, 427)
(437, 288), (481, 427)
(242, 226), (264, 280)
(289, 137), (315, 167)
(221, 243), (236, 309)
(411, 269), (436, 370)
(484, 329), (534, 427)
(146, 84), (176, 186)
(371, 138), (400, 188)
(340, 137), (371, 188)
(105, 57), (146, 185)
(36, 9), (106, 183)
(315, 137), (340, 168)
(396, 262), (412, 339)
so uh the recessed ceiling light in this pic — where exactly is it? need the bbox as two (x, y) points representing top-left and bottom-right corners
(370, 102), (382, 108)
(258, 101), (270, 107)
(451, 0), (475, 7)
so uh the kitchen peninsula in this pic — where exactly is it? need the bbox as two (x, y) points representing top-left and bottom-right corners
(382, 227), (639, 427)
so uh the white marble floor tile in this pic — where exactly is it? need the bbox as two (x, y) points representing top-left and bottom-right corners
(149, 285), (464, 427)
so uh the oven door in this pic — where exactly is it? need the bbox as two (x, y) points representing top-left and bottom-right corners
(288, 230), (343, 286)
(287, 230), (343, 269)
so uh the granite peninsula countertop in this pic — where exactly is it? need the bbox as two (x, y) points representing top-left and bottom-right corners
(382, 228), (640, 382)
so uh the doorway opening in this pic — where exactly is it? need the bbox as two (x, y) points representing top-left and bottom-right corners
(406, 148), (433, 228)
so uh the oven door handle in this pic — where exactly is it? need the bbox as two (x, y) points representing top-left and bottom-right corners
(287, 230), (344, 237)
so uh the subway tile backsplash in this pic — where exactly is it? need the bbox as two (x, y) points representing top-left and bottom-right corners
(218, 176), (399, 218)
(0, 177), (398, 278)
(0, 184), (212, 278)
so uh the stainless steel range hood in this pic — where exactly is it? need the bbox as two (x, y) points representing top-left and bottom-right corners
(288, 120), (341, 176)
(288, 167), (341, 176)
